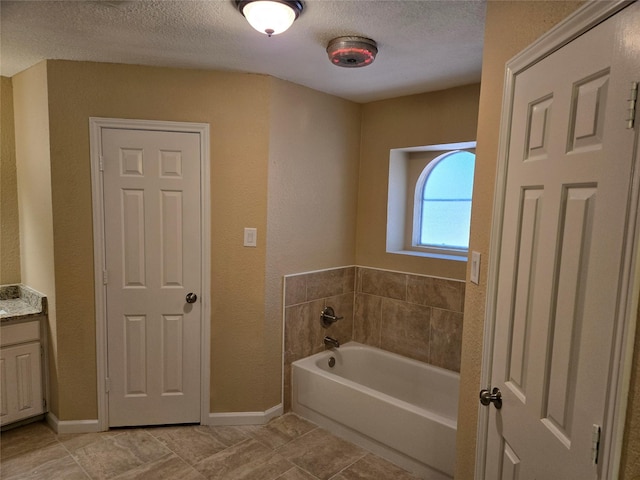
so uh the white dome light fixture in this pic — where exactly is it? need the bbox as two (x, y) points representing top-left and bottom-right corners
(327, 36), (378, 68)
(236, 0), (303, 37)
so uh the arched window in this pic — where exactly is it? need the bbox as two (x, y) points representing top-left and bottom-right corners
(414, 150), (475, 251)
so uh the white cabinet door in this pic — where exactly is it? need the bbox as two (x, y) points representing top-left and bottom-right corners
(0, 342), (43, 426)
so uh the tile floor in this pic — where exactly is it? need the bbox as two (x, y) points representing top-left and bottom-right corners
(0, 413), (419, 480)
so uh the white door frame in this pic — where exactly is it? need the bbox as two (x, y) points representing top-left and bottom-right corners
(476, 1), (639, 478)
(90, 117), (211, 431)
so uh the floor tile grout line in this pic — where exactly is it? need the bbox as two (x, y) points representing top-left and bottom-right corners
(155, 424), (260, 464)
(170, 452), (208, 480)
(326, 450), (370, 480)
(270, 423), (319, 452)
(142, 426), (203, 467)
(54, 434), (94, 480)
(188, 435), (258, 470)
(295, 463), (324, 480)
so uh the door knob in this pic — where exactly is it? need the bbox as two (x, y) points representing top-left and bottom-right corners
(186, 292), (198, 304)
(479, 387), (502, 409)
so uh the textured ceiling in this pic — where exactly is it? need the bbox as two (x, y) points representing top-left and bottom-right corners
(0, 0), (486, 103)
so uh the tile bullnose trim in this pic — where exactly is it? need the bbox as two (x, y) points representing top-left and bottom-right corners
(283, 265), (358, 279)
(357, 265), (466, 283)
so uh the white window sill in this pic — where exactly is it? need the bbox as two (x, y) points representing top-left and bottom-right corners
(388, 249), (468, 262)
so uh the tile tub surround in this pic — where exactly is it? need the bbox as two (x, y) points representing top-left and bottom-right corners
(284, 267), (356, 411)
(0, 284), (47, 321)
(354, 268), (464, 371)
(0, 413), (419, 480)
(283, 266), (464, 411)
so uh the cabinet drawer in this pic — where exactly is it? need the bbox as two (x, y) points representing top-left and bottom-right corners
(0, 320), (41, 347)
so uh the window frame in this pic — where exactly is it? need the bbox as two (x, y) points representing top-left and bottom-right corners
(385, 141), (476, 263)
(411, 150), (476, 257)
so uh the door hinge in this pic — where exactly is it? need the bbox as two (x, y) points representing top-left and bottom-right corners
(105, 377), (111, 393)
(591, 424), (601, 465)
(103, 270), (108, 285)
(43, 398), (47, 409)
(627, 81), (638, 129)
(99, 155), (105, 171)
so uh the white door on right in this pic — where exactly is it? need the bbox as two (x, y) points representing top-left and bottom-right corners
(485, 3), (639, 479)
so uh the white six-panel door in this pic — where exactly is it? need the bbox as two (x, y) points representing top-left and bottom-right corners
(101, 127), (202, 427)
(484, 2), (639, 478)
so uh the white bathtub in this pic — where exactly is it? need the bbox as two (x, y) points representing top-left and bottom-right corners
(291, 342), (459, 480)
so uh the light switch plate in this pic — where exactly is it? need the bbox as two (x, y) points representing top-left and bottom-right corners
(244, 227), (257, 247)
(471, 251), (481, 285)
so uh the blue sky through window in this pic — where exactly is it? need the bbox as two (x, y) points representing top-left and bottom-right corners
(419, 151), (475, 249)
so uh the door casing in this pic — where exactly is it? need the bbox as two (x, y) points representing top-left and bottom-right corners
(476, 1), (640, 478)
(90, 117), (211, 431)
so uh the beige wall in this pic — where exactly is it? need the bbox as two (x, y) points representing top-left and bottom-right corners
(44, 60), (274, 417)
(455, 2), (615, 479)
(621, 306), (640, 478)
(357, 84), (481, 281)
(1, 76), (21, 284)
(266, 78), (361, 407)
(12, 63), (59, 414)
(10, 60), (361, 420)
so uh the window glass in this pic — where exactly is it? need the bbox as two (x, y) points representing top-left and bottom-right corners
(418, 151), (475, 250)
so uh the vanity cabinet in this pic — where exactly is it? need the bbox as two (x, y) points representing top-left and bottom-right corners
(0, 317), (45, 426)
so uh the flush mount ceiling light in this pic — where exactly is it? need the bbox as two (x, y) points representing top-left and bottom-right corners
(235, 0), (303, 37)
(327, 36), (378, 68)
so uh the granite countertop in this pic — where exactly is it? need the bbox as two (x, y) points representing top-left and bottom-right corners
(0, 284), (47, 323)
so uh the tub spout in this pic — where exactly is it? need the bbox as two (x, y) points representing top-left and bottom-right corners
(324, 336), (340, 349)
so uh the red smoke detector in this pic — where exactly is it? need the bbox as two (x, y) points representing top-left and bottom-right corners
(326, 36), (378, 68)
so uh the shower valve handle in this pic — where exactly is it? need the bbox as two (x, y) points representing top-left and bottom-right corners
(320, 306), (343, 328)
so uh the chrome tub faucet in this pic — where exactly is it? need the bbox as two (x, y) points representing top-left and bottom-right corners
(324, 336), (340, 349)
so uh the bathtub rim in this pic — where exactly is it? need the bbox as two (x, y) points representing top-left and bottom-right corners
(292, 341), (459, 428)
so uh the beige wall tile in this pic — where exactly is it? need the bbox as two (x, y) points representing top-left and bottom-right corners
(284, 275), (307, 306)
(306, 267), (355, 301)
(320, 292), (354, 345)
(380, 298), (430, 363)
(406, 275), (464, 312)
(283, 269), (357, 411)
(284, 266), (464, 410)
(283, 363), (292, 412)
(429, 308), (463, 372)
(353, 293), (382, 347)
(358, 268), (407, 300)
(284, 299), (325, 363)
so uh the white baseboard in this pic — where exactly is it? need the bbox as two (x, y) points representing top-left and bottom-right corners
(47, 412), (102, 434)
(205, 404), (283, 426)
(47, 405), (283, 432)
